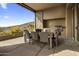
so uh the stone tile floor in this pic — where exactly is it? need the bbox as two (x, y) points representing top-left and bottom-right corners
(0, 37), (79, 56)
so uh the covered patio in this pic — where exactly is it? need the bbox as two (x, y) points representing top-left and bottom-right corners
(0, 3), (79, 56)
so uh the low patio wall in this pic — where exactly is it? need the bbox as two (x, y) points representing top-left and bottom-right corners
(0, 32), (23, 41)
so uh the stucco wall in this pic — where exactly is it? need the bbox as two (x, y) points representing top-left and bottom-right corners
(36, 5), (66, 29)
(66, 7), (73, 39)
(43, 5), (66, 19)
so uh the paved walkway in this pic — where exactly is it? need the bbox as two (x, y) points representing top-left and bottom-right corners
(0, 37), (79, 56)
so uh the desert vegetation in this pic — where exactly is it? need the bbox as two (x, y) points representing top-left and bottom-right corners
(0, 22), (34, 40)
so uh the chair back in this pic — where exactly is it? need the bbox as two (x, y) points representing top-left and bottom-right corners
(31, 32), (38, 40)
(23, 30), (30, 39)
(39, 32), (49, 43)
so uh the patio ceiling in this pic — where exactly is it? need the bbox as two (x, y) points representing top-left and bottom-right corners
(18, 3), (65, 12)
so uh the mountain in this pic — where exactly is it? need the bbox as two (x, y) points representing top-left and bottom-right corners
(0, 21), (35, 32)
(0, 21), (34, 40)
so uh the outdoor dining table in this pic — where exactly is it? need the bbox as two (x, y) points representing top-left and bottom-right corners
(30, 31), (58, 49)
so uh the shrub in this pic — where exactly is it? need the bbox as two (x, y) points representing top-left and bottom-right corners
(26, 24), (34, 32)
(4, 30), (12, 35)
(0, 32), (6, 36)
(10, 26), (21, 34)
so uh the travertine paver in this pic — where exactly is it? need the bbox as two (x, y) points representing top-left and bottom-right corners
(49, 39), (79, 56)
(0, 37), (79, 56)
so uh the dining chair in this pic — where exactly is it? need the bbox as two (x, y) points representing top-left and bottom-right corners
(30, 32), (39, 44)
(39, 32), (49, 43)
(23, 30), (30, 44)
(39, 32), (50, 49)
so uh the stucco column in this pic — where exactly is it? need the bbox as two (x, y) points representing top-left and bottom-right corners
(74, 4), (78, 41)
(65, 4), (68, 39)
(66, 4), (73, 40)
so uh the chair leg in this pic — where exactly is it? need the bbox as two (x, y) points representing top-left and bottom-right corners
(48, 40), (50, 49)
(29, 39), (33, 45)
(55, 37), (58, 47)
(37, 41), (41, 48)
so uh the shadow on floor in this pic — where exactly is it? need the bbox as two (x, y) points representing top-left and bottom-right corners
(0, 38), (79, 56)
(53, 39), (79, 55)
(0, 42), (46, 56)
(38, 39), (79, 56)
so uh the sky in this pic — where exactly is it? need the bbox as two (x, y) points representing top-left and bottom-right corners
(0, 3), (35, 27)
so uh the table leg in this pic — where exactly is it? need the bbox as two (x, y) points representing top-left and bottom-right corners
(50, 37), (52, 49)
(55, 35), (58, 47)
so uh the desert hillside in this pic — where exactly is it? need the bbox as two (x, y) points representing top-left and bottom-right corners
(0, 22), (35, 40)
(0, 22), (34, 31)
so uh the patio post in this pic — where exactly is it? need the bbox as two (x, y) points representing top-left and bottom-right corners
(74, 4), (78, 41)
